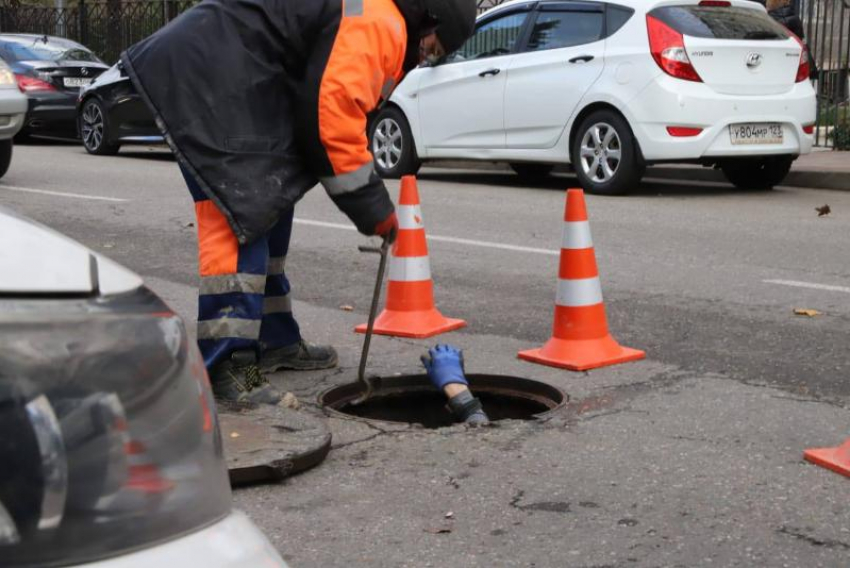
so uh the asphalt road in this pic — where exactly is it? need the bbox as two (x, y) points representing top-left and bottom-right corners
(4, 141), (850, 567)
(5, 142), (849, 400)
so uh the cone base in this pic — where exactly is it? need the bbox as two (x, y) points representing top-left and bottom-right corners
(803, 446), (850, 478)
(355, 309), (466, 339)
(518, 335), (645, 371)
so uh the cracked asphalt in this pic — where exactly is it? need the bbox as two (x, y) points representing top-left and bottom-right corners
(3, 142), (850, 567)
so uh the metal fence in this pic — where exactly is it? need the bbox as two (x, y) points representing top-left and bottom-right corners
(0, 0), (196, 64)
(800, 0), (850, 147)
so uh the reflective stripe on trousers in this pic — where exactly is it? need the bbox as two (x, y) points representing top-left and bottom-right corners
(182, 166), (300, 369)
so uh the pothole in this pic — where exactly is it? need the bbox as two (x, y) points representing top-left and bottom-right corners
(320, 374), (567, 429)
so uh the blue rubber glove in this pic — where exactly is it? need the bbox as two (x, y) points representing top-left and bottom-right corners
(420, 344), (468, 390)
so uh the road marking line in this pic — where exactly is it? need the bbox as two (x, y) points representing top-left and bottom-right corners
(294, 218), (559, 256)
(764, 279), (850, 295)
(0, 185), (129, 203)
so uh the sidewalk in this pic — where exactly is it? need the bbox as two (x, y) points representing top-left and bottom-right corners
(646, 149), (850, 191)
(430, 149), (850, 191)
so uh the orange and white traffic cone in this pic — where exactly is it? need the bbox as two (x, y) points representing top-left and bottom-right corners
(804, 437), (850, 478)
(518, 189), (645, 371)
(355, 176), (465, 338)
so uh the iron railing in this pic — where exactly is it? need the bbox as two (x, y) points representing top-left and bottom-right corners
(0, 0), (197, 64)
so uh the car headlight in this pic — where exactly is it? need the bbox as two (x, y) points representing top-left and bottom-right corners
(0, 289), (231, 567)
(0, 60), (15, 89)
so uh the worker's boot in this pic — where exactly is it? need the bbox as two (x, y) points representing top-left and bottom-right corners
(209, 350), (282, 405)
(260, 339), (338, 372)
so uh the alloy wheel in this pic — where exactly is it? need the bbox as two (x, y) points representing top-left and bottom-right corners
(579, 122), (622, 184)
(81, 101), (104, 151)
(372, 117), (403, 170)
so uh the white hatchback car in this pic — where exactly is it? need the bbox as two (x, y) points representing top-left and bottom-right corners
(0, 208), (288, 567)
(370, 0), (817, 194)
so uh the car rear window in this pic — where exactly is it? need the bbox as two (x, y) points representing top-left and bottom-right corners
(647, 6), (791, 40)
(526, 10), (605, 51)
(0, 40), (100, 63)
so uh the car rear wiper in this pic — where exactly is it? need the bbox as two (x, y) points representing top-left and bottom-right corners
(744, 31), (782, 39)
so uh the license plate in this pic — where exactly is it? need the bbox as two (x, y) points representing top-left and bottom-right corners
(730, 123), (783, 145)
(63, 77), (92, 88)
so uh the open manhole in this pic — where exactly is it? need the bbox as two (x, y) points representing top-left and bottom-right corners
(320, 374), (567, 429)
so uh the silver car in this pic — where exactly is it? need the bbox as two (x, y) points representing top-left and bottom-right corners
(0, 208), (288, 567)
(0, 57), (26, 179)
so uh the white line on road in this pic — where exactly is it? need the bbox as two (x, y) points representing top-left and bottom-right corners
(764, 279), (850, 294)
(294, 218), (559, 256)
(0, 185), (129, 203)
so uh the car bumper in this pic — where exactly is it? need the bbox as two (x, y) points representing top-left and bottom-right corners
(629, 76), (817, 162)
(0, 88), (27, 138)
(71, 511), (289, 568)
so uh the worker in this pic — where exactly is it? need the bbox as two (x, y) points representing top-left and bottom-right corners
(422, 345), (490, 426)
(120, 0), (476, 404)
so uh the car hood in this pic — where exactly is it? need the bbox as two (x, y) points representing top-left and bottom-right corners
(0, 206), (143, 296)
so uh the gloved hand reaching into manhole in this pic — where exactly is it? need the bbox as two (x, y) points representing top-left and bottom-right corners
(421, 345), (490, 427)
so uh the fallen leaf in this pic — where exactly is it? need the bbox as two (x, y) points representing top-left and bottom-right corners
(815, 205), (831, 217)
(794, 308), (822, 317)
(340, 305), (354, 312)
(230, 432), (240, 438)
(281, 392), (300, 410)
(445, 511), (454, 519)
(185, 222), (195, 228)
(423, 527), (452, 534)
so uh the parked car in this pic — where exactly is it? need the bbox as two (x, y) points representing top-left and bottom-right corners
(370, 0), (817, 193)
(0, 57), (27, 178)
(77, 63), (163, 155)
(0, 34), (109, 140)
(0, 207), (288, 567)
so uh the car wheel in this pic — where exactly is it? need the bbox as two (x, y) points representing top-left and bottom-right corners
(572, 110), (643, 196)
(720, 156), (793, 190)
(0, 140), (11, 179)
(510, 163), (554, 180)
(80, 98), (120, 156)
(369, 106), (420, 179)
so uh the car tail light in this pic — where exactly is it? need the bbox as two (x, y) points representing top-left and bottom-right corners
(0, 296), (230, 567)
(790, 35), (810, 83)
(803, 124), (815, 135)
(667, 126), (704, 137)
(698, 0), (731, 6)
(647, 16), (703, 83)
(15, 74), (56, 93)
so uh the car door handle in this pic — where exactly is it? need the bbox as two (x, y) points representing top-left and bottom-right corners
(569, 55), (595, 64)
(479, 68), (501, 77)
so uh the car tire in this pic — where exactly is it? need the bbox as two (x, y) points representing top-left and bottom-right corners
(80, 98), (120, 156)
(720, 156), (793, 190)
(510, 163), (554, 180)
(572, 110), (644, 196)
(0, 140), (11, 179)
(369, 106), (420, 179)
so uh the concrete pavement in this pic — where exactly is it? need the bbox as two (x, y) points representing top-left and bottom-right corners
(3, 143), (850, 567)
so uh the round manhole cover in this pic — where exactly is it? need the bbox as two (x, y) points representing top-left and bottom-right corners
(320, 374), (567, 429)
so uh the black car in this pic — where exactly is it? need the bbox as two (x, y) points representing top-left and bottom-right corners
(0, 34), (109, 140)
(77, 63), (163, 155)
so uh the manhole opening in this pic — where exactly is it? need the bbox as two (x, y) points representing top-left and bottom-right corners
(320, 374), (567, 429)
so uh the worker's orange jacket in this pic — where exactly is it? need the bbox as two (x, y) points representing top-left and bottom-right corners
(122, 0), (428, 244)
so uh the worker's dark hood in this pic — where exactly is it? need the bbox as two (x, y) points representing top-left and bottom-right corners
(425, 0), (477, 55)
(392, 0), (477, 71)
(392, 0), (431, 71)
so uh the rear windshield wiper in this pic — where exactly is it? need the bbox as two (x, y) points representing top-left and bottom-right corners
(744, 30), (783, 40)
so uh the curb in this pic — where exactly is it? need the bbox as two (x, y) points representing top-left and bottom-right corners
(425, 160), (850, 192)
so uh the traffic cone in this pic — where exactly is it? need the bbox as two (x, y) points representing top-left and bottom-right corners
(355, 176), (466, 338)
(518, 189), (645, 371)
(804, 438), (850, 478)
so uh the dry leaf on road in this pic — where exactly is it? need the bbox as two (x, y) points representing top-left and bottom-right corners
(815, 205), (831, 217)
(340, 305), (354, 312)
(794, 308), (823, 317)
